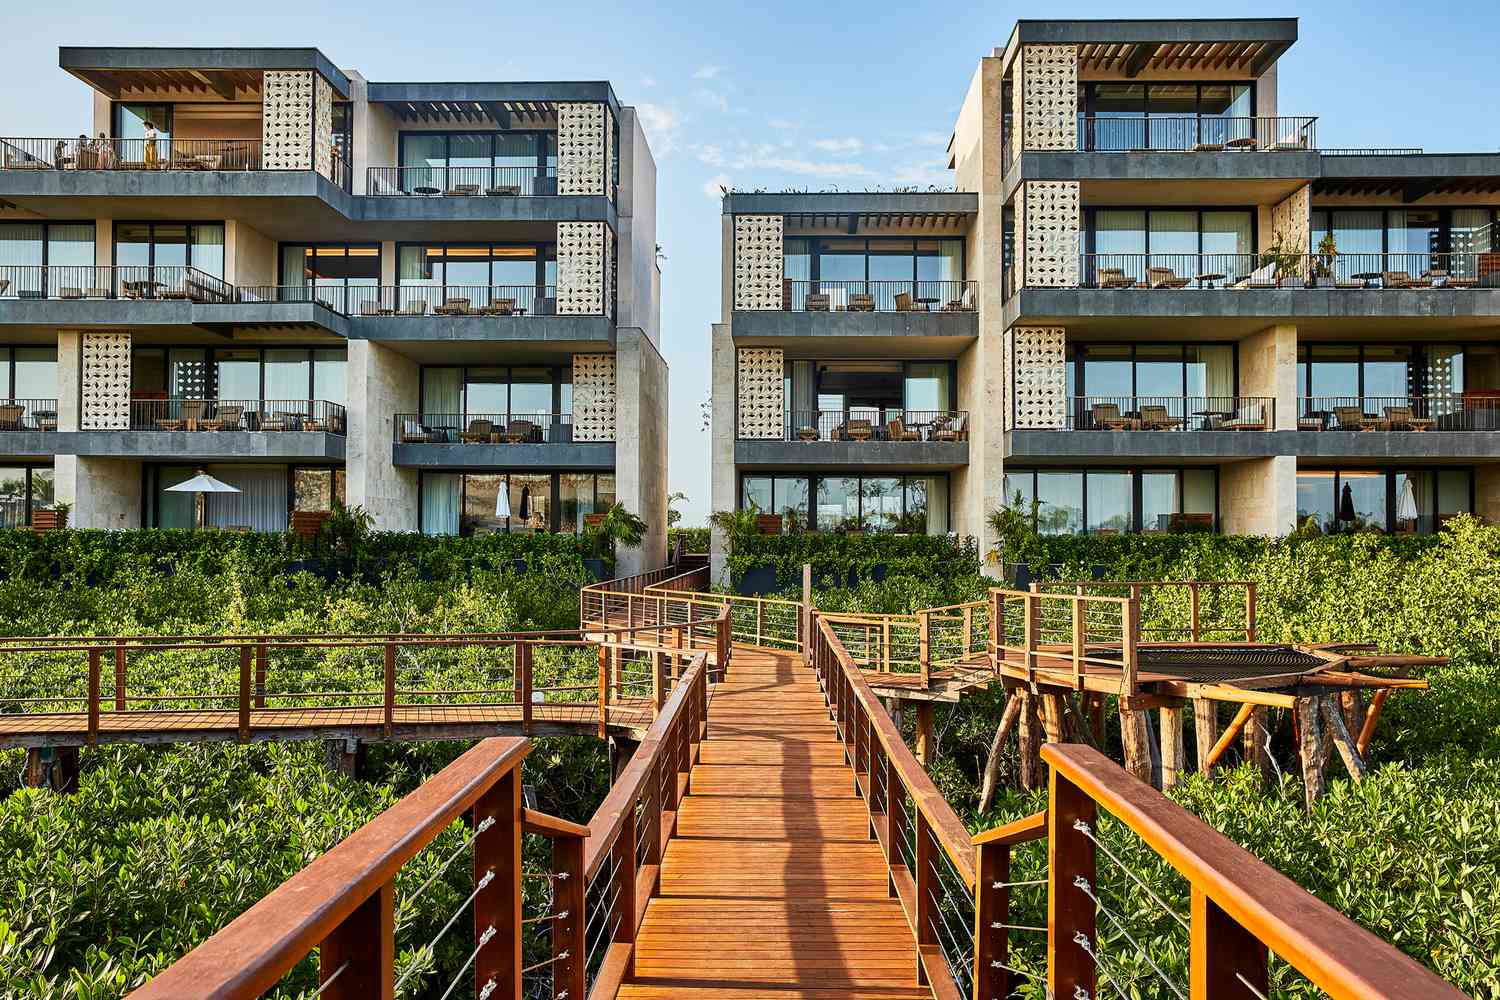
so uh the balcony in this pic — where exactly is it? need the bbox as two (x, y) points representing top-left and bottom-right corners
(0, 137), (351, 192)
(1068, 397), (1273, 431)
(127, 399), (345, 434)
(1076, 116), (1317, 153)
(735, 409), (969, 470)
(0, 398), (58, 432)
(1, 265), (233, 302)
(1068, 253), (1500, 291)
(735, 281), (978, 341)
(392, 412), (612, 469)
(1298, 396), (1500, 432)
(367, 165), (558, 197)
(783, 280), (975, 313)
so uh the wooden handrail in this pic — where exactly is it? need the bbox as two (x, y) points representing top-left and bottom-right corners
(1042, 743), (1470, 1000)
(972, 809), (1046, 847)
(128, 737), (530, 1000)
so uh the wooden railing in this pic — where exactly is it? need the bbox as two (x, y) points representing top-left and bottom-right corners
(820, 599), (990, 684)
(990, 586), (1138, 692)
(1038, 579), (1257, 642)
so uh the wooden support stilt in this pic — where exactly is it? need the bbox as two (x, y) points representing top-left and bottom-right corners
(914, 701), (933, 766)
(323, 738), (363, 779)
(1017, 690), (1042, 791)
(978, 690), (1024, 812)
(1340, 689), (1366, 740)
(1119, 707), (1154, 785)
(1160, 705), (1184, 790)
(1297, 696), (1328, 811)
(1206, 702), (1255, 769)
(1039, 692), (1065, 744)
(1193, 698), (1219, 777)
(1356, 688), (1390, 757)
(1244, 706), (1275, 789)
(1320, 694), (1367, 782)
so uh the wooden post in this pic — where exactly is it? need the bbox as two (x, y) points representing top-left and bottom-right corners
(1160, 705), (1184, 790)
(86, 648), (100, 746)
(1192, 699), (1219, 777)
(612, 804), (638, 975)
(1245, 584), (1258, 642)
(1190, 886), (1268, 1000)
(113, 640), (126, 711)
(1023, 588), (1039, 684)
(1018, 690), (1042, 791)
(1070, 597), (1084, 686)
(1244, 705), (1275, 789)
(1119, 708), (1153, 785)
(238, 645), (252, 742)
(551, 832), (587, 996)
(318, 882), (394, 1000)
(652, 649), (667, 712)
(382, 642), (395, 739)
(1296, 696), (1327, 810)
(1189, 582), (1201, 642)
(598, 644), (610, 740)
(1339, 689), (1366, 739)
(512, 642), (523, 710)
(1039, 693), (1064, 743)
(1122, 590), (1141, 696)
(520, 644), (533, 735)
(914, 807), (937, 984)
(915, 701), (933, 766)
(254, 641), (268, 709)
(474, 767), (522, 999)
(1321, 694), (1368, 782)
(974, 839), (1010, 1000)
(882, 619), (892, 673)
(1357, 688), (1390, 757)
(1048, 768), (1096, 1000)
(887, 772), (908, 895)
(963, 604), (974, 658)
(918, 612), (931, 685)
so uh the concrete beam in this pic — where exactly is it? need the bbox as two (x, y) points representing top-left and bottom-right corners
(392, 442), (615, 468)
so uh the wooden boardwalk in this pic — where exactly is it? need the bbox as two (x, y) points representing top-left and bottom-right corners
(620, 646), (929, 999)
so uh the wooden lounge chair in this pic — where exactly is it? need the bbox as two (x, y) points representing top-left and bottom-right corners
(0, 279), (9, 296)
(259, 411), (288, 432)
(1147, 267), (1190, 289)
(199, 404), (243, 432)
(894, 291), (914, 311)
(1381, 271), (1412, 289)
(1099, 267), (1135, 289)
(85, 286), (109, 298)
(360, 299), (383, 316)
(486, 184), (521, 196)
(756, 514), (784, 536)
(932, 412), (968, 441)
(796, 424), (819, 441)
(443, 184), (480, 197)
(1139, 405), (1184, 430)
(459, 418), (495, 443)
(1090, 402), (1135, 430)
(1333, 406), (1370, 431)
(1224, 403), (1268, 431)
(845, 418), (873, 442)
(0, 404), (23, 430)
(505, 419), (537, 443)
(804, 293), (831, 312)
(482, 298), (515, 316)
(402, 299), (429, 316)
(848, 292), (875, 312)
(59, 287), (83, 299)
(1233, 263), (1277, 289)
(1383, 405), (1433, 432)
(886, 418), (922, 441)
(400, 418), (432, 443)
(434, 298), (472, 316)
(1225, 136), (1259, 150)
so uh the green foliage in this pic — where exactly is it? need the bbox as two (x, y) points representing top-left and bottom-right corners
(313, 498), (373, 560)
(668, 527), (710, 554)
(724, 530), (980, 588)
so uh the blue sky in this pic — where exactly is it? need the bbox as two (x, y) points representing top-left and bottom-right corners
(5, 1), (1498, 525)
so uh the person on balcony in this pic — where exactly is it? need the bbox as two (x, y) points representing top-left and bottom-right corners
(143, 120), (159, 169)
(96, 133), (115, 169)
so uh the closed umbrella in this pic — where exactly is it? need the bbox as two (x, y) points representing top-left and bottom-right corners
(1397, 476), (1420, 526)
(1337, 482), (1356, 526)
(495, 485), (512, 519)
(519, 484), (530, 521)
(165, 472), (240, 530)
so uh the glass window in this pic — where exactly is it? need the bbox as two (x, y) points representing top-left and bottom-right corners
(1035, 472), (1084, 536)
(215, 349), (260, 401)
(1081, 345), (1133, 398)
(1201, 211), (1253, 260)
(1093, 210), (1147, 256)
(1183, 469), (1216, 529)
(1296, 471), (1337, 532)
(1185, 345), (1234, 401)
(13, 347), (58, 399)
(783, 238), (811, 281)
(509, 473), (551, 534)
(1135, 344), (1183, 398)
(595, 474), (616, 512)
(916, 239), (963, 283)
(1342, 471), (1386, 531)
(151, 224), (188, 268)
(1148, 210), (1199, 257)
(1086, 471), (1133, 534)
(868, 240), (915, 283)
(508, 368), (552, 416)
(0, 225), (43, 294)
(818, 240), (866, 284)
(559, 474), (586, 534)
(1200, 84), (1252, 118)
(1437, 470), (1471, 529)
(1141, 471), (1180, 534)
(1002, 471), (1035, 515)
(190, 224), (224, 278)
(200, 465), (289, 533)
(1307, 346), (1360, 398)
(155, 465), (197, 529)
(45, 224), (95, 268)
(904, 363), (950, 413)
(0, 468), (26, 528)
(29, 467), (54, 515)
(773, 477), (810, 530)
(742, 476), (772, 514)
(462, 473), (508, 535)
(313, 350), (346, 406)
(1362, 346), (1411, 400)
(117, 104), (170, 142)
(264, 349), (310, 401)
(861, 477), (902, 532)
(817, 477), (858, 530)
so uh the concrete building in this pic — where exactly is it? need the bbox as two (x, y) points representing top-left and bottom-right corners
(711, 18), (1500, 578)
(0, 47), (667, 571)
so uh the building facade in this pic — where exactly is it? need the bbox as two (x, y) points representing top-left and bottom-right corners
(0, 48), (667, 571)
(711, 18), (1500, 578)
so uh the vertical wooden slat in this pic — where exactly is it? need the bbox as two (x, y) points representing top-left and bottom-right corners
(238, 645), (251, 742)
(1122, 591), (1141, 695)
(613, 804), (638, 973)
(974, 840), (1009, 1000)
(1189, 582), (1201, 642)
(552, 833), (587, 998)
(318, 881), (394, 1000)
(918, 612), (930, 684)
(113, 640), (126, 711)
(963, 604), (974, 657)
(1023, 590), (1039, 684)
(1071, 596), (1084, 687)
(382, 641), (395, 739)
(1048, 769), (1096, 1000)
(1245, 583), (1258, 642)
(914, 808), (937, 984)
(598, 644), (610, 740)
(520, 643), (533, 734)
(474, 767), (522, 998)
(1190, 886), (1268, 999)
(802, 563), (813, 662)
(86, 648), (100, 746)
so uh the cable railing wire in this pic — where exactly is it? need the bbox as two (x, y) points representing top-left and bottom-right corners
(394, 868), (495, 994)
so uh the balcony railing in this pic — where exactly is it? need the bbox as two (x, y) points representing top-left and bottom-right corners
(1076, 116), (1316, 152)
(1068, 396), (1274, 431)
(1, 137), (264, 172)
(773, 409), (969, 442)
(1298, 396), (1500, 431)
(351, 285), (559, 317)
(0, 265), (234, 303)
(127, 399), (346, 434)
(396, 412), (577, 444)
(366, 165), (559, 197)
(1042, 253), (1500, 291)
(781, 280), (976, 312)
(0, 399), (58, 431)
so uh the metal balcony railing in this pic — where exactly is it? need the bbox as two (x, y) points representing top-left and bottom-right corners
(780, 280), (976, 312)
(366, 165), (558, 197)
(0, 137), (264, 171)
(0, 399), (58, 431)
(0, 265), (234, 303)
(395, 412), (578, 444)
(127, 399), (346, 434)
(1076, 116), (1316, 152)
(770, 409), (969, 442)
(1068, 396), (1274, 431)
(353, 285), (560, 316)
(1298, 396), (1500, 431)
(1053, 253), (1500, 290)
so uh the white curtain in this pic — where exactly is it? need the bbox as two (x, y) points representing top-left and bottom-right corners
(205, 465), (289, 532)
(421, 473), (461, 535)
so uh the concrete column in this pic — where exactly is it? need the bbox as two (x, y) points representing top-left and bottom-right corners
(614, 329), (668, 575)
(59, 456), (144, 529)
(224, 219), (277, 287)
(1220, 456), (1295, 536)
(1239, 323), (1297, 430)
(708, 322), (736, 586)
(94, 220), (112, 268)
(56, 330), (80, 432)
(345, 340), (418, 530)
(615, 110), (660, 348)
(1475, 464), (1500, 522)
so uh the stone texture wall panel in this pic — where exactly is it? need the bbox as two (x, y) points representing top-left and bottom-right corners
(81, 331), (131, 430)
(558, 221), (607, 315)
(1021, 45), (1078, 151)
(733, 215), (784, 311)
(1010, 326), (1066, 429)
(572, 353), (616, 441)
(1023, 181), (1079, 287)
(263, 70), (313, 170)
(313, 74), (333, 180)
(557, 102), (606, 196)
(736, 347), (784, 439)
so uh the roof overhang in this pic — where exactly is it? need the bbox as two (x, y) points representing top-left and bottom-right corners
(367, 82), (620, 124)
(1316, 153), (1500, 201)
(1000, 19), (1297, 78)
(59, 46), (350, 100)
(724, 192), (977, 234)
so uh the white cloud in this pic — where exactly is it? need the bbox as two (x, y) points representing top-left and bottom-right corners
(695, 144), (726, 167)
(695, 88), (730, 113)
(703, 173), (732, 199)
(889, 161), (951, 186)
(768, 118), (800, 130)
(640, 75), (657, 88)
(692, 65), (723, 80)
(635, 102), (682, 157)
(731, 148), (873, 178)
(811, 137), (863, 154)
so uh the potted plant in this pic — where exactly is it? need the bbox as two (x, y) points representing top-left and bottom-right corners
(31, 501), (70, 532)
(1311, 231), (1338, 287)
(584, 502), (647, 575)
(1259, 231), (1305, 287)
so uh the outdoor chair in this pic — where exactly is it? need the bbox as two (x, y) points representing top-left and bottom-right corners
(505, 419), (537, 443)
(59, 287), (83, 299)
(199, 404), (243, 432)
(1383, 405), (1433, 432)
(1147, 266), (1190, 289)
(460, 419), (495, 443)
(894, 291), (915, 311)
(259, 411), (289, 432)
(796, 424), (819, 441)
(845, 418), (874, 442)
(1223, 403), (1268, 431)
(400, 418), (432, 443)
(1090, 402), (1135, 430)
(486, 184), (521, 196)
(1139, 405), (1184, 430)
(1233, 262), (1277, 288)
(435, 298), (471, 316)
(804, 293), (831, 312)
(1099, 267), (1135, 289)
(444, 184), (480, 197)
(1333, 406), (1370, 431)
(848, 292), (876, 312)
(933, 412), (968, 441)
(402, 299), (429, 316)
(0, 280), (8, 296)
(886, 418), (922, 441)
(0, 404), (23, 430)
(1381, 271), (1412, 289)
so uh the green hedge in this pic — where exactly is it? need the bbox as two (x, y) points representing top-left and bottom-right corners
(726, 531), (980, 588)
(668, 527), (710, 554)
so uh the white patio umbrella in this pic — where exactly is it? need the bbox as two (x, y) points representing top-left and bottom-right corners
(495, 485), (512, 519)
(1396, 476), (1420, 526)
(165, 472), (240, 530)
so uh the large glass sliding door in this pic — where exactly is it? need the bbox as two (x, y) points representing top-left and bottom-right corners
(397, 243), (556, 314)
(418, 472), (615, 536)
(1004, 468), (1218, 534)
(398, 131), (556, 194)
(741, 474), (947, 534)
